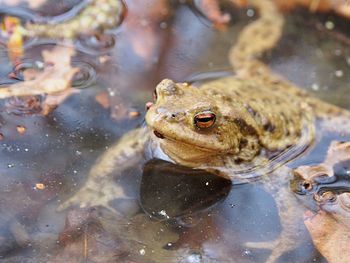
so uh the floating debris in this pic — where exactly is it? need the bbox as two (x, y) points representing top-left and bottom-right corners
(35, 183), (45, 190)
(129, 110), (141, 118)
(16, 125), (26, 134)
(325, 20), (335, 30)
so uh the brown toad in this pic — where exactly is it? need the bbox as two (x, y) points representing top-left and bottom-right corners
(60, 0), (350, 262)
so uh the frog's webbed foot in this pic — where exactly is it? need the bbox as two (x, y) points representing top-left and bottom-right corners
(245, 238), (297, 263)
(245, 170), (305, 263)
(58, 128), (149, 212)
(57, 177), (126, 212)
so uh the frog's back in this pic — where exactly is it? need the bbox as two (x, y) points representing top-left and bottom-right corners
(200, 76), (314, 151)
(198, 75), (350, 182)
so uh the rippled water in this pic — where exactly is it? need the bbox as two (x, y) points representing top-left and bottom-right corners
(0, 1), (350, 262)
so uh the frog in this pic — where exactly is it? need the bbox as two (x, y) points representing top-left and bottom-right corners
(291, 140), (350, 213)
(23, 0), (124, 39)
(292, 141), (350, 198)
(315, 191), (350, 224)
(59, 0), (350, 262)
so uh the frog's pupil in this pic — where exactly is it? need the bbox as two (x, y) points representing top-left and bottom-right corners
(199, 117), (212, 122)
(303, 182), (311, 190)
(194, 112), (216, 129)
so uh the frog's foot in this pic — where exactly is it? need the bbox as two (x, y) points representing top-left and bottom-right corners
(57, 178), (125, 212)
(245, 238), (296, 263)
(58, 128), (148, 212)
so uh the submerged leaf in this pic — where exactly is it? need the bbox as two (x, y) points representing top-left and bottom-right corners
(304, 209), (350, 263)
(0, 45), (79, 115)
(0, 45), (78, 98)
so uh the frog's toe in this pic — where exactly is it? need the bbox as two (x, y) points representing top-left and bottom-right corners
(244, 240), (277, 250)
(57, 190), (92, 211)
(245, 239), (294, 263)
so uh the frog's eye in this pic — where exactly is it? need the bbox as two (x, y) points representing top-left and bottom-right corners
(339, 193), (350, 210)
(316, 191), (337, 203)
(194, 111), (216, 129)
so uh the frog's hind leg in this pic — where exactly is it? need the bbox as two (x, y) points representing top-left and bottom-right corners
(57, 172), (127, 212)
(245, 169), (307, 263)
(244, 225), (304, 263)
(58, 128), (149, 212)
(229, 0), (284, 76)
(244, 239), (295, 263)
(244, 197), (306, 263)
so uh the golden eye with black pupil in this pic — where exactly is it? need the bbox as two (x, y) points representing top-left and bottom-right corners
(321, 191), (337, 202)
(194, 111), (216, 129)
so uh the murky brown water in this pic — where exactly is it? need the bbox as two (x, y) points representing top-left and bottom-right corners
(0, 1), (350, 262)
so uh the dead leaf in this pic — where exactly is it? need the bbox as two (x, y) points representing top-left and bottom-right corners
(0, 45), (79, 115)
(195, 0), (231, 29)
(294, 141), (350, 184)
(304, 209), (350, 263)
(95, 91), (110, 109)
(41, 88), (80, 115)
(294, 141), (350, 262)
(16, 124), (26, 134)
(0, 45), (78, 99)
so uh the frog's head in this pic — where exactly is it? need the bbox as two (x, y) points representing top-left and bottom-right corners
(316, 192), (350, 224)
(145, 79), (242, 164)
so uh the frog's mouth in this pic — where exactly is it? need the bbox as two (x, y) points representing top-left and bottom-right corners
(151, 128), (220, 154)
(153, 130), (165, 139)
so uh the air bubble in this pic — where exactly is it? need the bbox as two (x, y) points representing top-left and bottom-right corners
(325, 21), (335, 30)
(335, 70), (343, 78)
(247, 9), (255, 17)
(71, 61), (96, 88)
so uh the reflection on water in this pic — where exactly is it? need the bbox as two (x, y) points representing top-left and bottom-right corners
(141, 159), (231, 220)
(0, 1), (349, 262)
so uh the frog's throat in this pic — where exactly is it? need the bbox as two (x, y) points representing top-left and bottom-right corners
(157, 136), (227, 167)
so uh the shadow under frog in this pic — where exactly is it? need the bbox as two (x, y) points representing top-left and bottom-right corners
(140, 158), (232, 221)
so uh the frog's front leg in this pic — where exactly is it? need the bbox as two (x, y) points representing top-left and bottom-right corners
(58, 127), (149, 212)
(245, 170), (307, 263)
